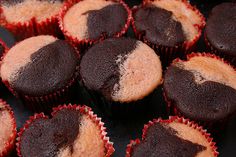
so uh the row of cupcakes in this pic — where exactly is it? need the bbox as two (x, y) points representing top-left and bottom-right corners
(0, 35), (236, 131)
(0, 99), (218, 157)
(1, 0), (236, 66)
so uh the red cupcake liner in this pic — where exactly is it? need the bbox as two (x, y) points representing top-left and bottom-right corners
(58, 0), (132, 52)
(0, 2), (65, 41)
(0, 99), (17, 157)
(131, 0), (205, 66)
(126, 116), (219, 157)
(163, 52), (236, 129)
(16, 104), (115, 157)
(204, 32), (236, 67)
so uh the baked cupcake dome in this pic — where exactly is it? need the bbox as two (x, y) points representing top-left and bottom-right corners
(16, 105), (114, 157)
(59, 0), (131, 51)
(132, 0), (205, 65)
(0, 35), (79, 110)
(205, 3), (236, 66)
(126, 117), (218, 157)
(164, 53), (236, 123)
(0, 0), (65, 41)
(80, 38), (162, 103)
(0, 99), (16, 156)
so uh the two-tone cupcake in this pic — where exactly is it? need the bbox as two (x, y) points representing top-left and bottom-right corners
(0, 35), (79, 111)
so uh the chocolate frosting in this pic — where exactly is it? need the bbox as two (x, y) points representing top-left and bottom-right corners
(11, 40), (78, 96)
(134, 5), (185, 47)
(85, 4), (127, 40)
(206, 3), (236, 57)
(20, 109), (82, 157)
(132, 123), (206, 157)
(164, 65), (236, 121)
(80, 38), (137, 100)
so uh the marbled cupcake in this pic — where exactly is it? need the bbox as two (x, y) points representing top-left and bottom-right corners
(80, 38), (162, 115)
(164, 53), (236, 127)
(59, 0), (131, 51)
(0, 35), (79, 111)
(132, 0), (205, 65)
(0, 0), (65, 41)
(16, 105), (114, 157)
(205, 3), (236, 66)
(0, 99), (16, 157)
(126, 117), (218, 157)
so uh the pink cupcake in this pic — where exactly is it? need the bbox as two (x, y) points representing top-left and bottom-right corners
(132, 0), (205, 66)
(126, 116), (218, 157)
(59, 0), (132, 52)
(0, 99), (17, 157)
(0, 0), (66, 41)
(16, 104), (114, 157)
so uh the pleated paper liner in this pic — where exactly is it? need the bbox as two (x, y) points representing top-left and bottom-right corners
(131, 0), (206, 67)
(126, 116), (219, 157)
(0, 99), (17, 157)
(16, 104), (115, 157)
(163, 52), (236, 132)
(58, 0), (132, 53)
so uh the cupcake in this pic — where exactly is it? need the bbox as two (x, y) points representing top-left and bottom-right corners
(132, 0), (205, 66)
(59, 0), (131, 52)
(0, 0), (65, 41)
(16, 104), (114, 157)
(0, 35), (79, 111)
(0, 99), (17, 156)
(80, 38), (162, 116)
(163, 53), (236, 128)
(126, 116), (218, 157)
(205, 3), (236, 66)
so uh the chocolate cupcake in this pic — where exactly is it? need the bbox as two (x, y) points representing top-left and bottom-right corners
(80, 38), (162, 116)
(59, 0), (131, 52)
(16, 105), (114, 157)
(126, 116), (218, 157)
(163, 53), (236, 128)
(132, 0), (205, 66)
(205, 3), (236, 66)
(0, 0), (65, 41)
(0, 35), (79, 111)
(0, 99), (16, 156)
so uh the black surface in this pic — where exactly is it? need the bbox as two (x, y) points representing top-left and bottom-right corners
(0, 0), (235, 157)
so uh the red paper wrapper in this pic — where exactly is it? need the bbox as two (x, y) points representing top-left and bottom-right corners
(131, 0), (206, 66)
(59, 0), (132, 52)
(0, 2), (64, 41)
(16, 104), (115, 157)
(126, 116), (219, 157)
(0, 99), (17, 157)
(163, 52), (236, 130)
(204, 32), (236, 67)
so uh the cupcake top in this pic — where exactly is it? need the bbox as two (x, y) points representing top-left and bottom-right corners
(80, 38), (162, 103)
(62, 0), (128, 40)
(0, 35), (78, 96)
(1, 0), (64, 23)
(205, 3), (236, 57)
(129, 117), (216, 157)
(0, 100), (16, 155)
(133, 0), (204, 47)
(164, 54), (236, 121)
(18, 105), (113, 157)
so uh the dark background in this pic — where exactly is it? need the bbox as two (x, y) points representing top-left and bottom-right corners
(0, 0), (235, 156)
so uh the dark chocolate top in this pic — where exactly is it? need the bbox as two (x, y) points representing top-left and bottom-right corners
(206, 3), (236, 57)
(132, 123), (206, 157)
(11, 40), (78, 96)
(80, 38), (137, 100)
(164, 65), (236, 121)
(84, 3), (127, 40)
(20, 109), (82, 157)
(134, 5), (185, 47)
